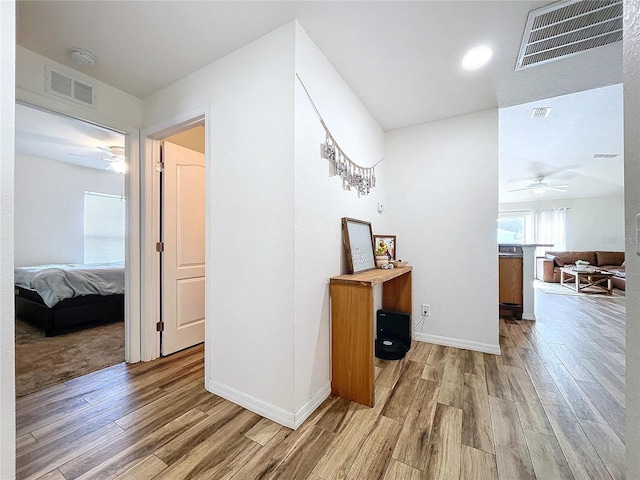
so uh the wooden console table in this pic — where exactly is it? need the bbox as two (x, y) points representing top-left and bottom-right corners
(330, 266), (412, 407)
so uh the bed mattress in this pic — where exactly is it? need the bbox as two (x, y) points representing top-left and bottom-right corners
(14, 262), (125, 308)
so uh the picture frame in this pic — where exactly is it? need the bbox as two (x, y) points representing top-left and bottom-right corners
(373, 235), (397, 260)
(342, 217), (376, 273)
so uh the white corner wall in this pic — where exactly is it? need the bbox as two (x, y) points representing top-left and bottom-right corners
(385, 110), (500, 353)
(293, 23), (385, 416)
(14, 154), (124, 266)
(143, 23), (298, 422)
(0, 1), (15, 477)
(500, 195), (626, 251)
(624, 0), (640, 473)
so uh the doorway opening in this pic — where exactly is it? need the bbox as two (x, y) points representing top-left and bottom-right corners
(14, 102), (127, 397)
(140, 112), (208, 362)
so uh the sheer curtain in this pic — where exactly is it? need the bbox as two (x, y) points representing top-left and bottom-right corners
(533, 208), (567, 256)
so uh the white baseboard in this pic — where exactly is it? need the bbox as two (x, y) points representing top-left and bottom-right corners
(522, 313), (536, 320)
(206, 379), (331, 430)
(413, 332), (501, 355)
(293, 382), (331, 429)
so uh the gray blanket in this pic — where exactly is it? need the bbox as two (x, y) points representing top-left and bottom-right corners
(15, 262), (125, 308)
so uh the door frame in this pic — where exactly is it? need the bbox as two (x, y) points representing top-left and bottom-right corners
(139, 105), (211, 372)
(14, 96), (142, 363)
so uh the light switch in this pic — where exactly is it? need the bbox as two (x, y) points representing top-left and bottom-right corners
(377, 202), (384, 213)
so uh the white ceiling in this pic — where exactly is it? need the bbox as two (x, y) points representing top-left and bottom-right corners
(15, 104), (125, 171)
(500, 84), (624, 203)
(15, 0), (624, 198)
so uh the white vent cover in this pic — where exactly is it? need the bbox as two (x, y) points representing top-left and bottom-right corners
(532, 107), (551, 118)
(45, 65), (97, 109)
(593, 153), (620, 158)
(516, 0), (622, 70)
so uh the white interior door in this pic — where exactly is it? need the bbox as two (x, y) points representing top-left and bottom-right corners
(161, 141), (205, 355)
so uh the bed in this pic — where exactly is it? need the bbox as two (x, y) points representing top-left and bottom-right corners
(14, 262), (125, 336)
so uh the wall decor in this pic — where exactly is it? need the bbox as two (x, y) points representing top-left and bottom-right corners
(373, 235), (397, 260)
(342, 217), (376, 273)
(297, 74), (382, 197)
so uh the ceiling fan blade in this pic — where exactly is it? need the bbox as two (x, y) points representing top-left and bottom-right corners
(68, 152), (102, 158)
(97, 146), (119, 159)
(508, 187), (535, 192)
(67, 152), (116, 162)
(547, 186), (569, 192)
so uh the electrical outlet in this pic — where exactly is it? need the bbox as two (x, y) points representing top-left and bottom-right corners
(421, 304), (430, 317)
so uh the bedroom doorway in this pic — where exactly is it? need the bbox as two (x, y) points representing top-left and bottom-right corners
(14, 103), (128, 397)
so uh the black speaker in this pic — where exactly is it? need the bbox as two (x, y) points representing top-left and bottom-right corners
(375, 309), (411, 360)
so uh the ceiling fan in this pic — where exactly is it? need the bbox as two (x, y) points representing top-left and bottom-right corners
(68, 145), (124, 162)
(508, 176), (570, 195)
(67, 145), (126, 172)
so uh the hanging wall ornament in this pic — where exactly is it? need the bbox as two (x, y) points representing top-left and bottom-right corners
(297, 74), (383, 197)
(323, 133), (336, 161)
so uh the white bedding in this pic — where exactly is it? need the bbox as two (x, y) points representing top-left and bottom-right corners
(15, 262), (125, 308)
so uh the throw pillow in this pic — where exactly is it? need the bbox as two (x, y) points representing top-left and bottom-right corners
(546, 253), (564, 266)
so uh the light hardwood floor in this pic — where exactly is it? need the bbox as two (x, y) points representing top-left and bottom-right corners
(16, 289), (625, 479)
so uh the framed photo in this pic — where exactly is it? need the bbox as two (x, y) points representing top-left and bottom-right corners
(373, 235), (396, 260)
(342, 217), (376, 273)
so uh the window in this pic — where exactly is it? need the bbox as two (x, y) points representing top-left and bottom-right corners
(498, 208), (567, 254)
(84, 191), (125, 263)
(498, 211), (532, 244)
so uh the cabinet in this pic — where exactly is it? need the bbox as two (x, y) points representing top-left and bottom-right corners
(329, 266), (412, 407)
(499, 256), (523, 318)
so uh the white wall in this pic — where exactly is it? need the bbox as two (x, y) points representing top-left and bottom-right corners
(143, 23), (298, 420)
(385, 110), (500, 353)
(500, 195), (625, 251)
(0, 2), (15, 477)
(14, 154), (124, 266)
(293, 23), (385, 414)
(624, 0), (640, 473)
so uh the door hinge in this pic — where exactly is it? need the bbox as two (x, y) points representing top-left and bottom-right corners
(156, 161), (164, 172)
(156, 321), (164, 332)
(156, 242), (164, 252)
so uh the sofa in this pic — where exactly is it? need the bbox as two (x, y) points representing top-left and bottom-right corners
(536, 250), (626, 291)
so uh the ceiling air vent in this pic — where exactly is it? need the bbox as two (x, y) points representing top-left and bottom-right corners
(45, 65), (97, 109)
(515, 0), (622, 70)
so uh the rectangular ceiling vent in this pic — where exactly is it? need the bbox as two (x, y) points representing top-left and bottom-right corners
(45, 65), (97, 109)
(515, 0), (622, 70)
(532, 107), (551, 118)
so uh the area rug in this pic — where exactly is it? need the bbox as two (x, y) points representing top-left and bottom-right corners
(15, 318), (125, 397)
(534, 279), (625, 298)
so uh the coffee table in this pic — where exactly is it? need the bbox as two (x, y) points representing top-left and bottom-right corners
(559, 267), (614, 295)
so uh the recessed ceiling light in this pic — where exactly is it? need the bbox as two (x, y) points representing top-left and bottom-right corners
(462, 46), (493, 70)
(69, 48), (96, 67)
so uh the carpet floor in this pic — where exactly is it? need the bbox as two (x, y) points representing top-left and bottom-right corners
(15, 318), (125, 397)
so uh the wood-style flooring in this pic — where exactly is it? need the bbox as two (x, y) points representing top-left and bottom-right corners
(16, 289), (625, 479)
